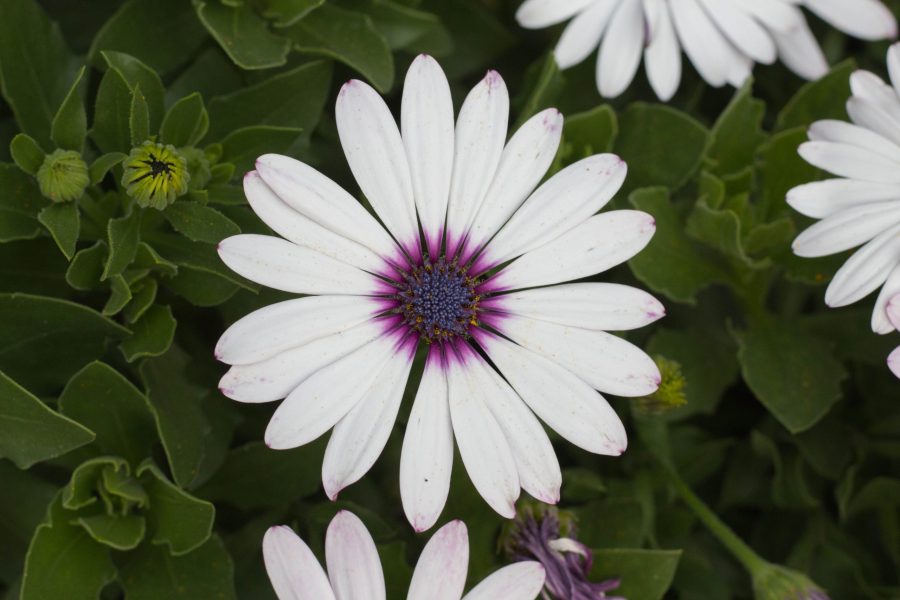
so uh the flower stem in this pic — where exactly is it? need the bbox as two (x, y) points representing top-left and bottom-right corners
(661, 464), (767, 573)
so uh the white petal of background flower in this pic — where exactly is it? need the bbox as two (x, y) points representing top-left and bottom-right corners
(517, 0), (897, 100)
(325, 511), (386, 600)
(406, 520), (470, 600)
(461, 561), (547, 600)
(263, 526), (336, 600)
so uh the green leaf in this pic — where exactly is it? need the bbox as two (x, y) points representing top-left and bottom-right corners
(89, 0), (207, 76)
(0, 239), (69, 297)
(286, 3), (394, 92)
(102, 51), (165, 134)
(206, 60), (332, 141)
(129, 83), (151, 145)
(89, 151), (127, 184)
(627, 188), (728, 304)
(421, 0), (514, 79)
(760, 127), (821, 222)
(751, 431), (819, 508)
(123, 278), (159, 324)
(10, 133), (45, 175)
(103, 209), (142, 280)
(708, 80), (766, 177)
(92, 67), (134, 154)
(103, 274), (133, 316)
(0, 0), (79, 147)
(51, 66), (88, 151)
(120, 304), (177, 362)
(615, 103), (710, 195)
(139, 346), (212, 489)
(0, 462), (56, 578)
(38, 202), (80, 260)
(66, 240), (106, 291)
(0, 164), (48, 242)
(118, 535), (236, 600)
(590, 548), (681, 600)
(161, 93), (210, 147)
(138, 461), (215, 555)
(163, 201), (240, 243)
(647, 327), (739, 419)
(20, 494), (116, 600)
(77, 514), (146, 551)
(58, 361), (158, 465)
(133, 240), (178, 276)
(63, 456), (129, 510)
(262, 0), (324, 26)
(0, 370), (94, 469)
(776, 60), (855, 132)
(197, 440), (322, 509)
(220, 125), (303, 173)
(558, 104), (618, 169)
(735, 322), (847, 433)
(685, 199), (764, 270)
(846, 477), (900, 517)
(0, 293), (129, 393)
(195, 1), (291, 70)
(577, 498), (646, 549)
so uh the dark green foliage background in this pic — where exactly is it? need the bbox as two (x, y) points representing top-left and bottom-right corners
(0, 0), (899, 598)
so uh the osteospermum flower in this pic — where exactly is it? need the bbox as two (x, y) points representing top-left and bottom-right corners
(263, 511), (545, 600)
(216, 55), (663, 530)
(515, 0), (897, 101)
(789, 44), (900, 347)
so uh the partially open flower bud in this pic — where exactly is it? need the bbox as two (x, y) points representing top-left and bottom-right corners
(635, 356), (687, 415)
(753, 563), (830, 600)
(36, 149), (89, 203)
(121, 141), (189, 209)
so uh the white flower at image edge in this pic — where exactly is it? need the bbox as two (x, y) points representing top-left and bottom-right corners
(215, 55), (663, 531)
(263, 511), (545, 600)
(888, 295), (900, 378)
(516, 0), (897, 101)
(789, 43), (900, 379)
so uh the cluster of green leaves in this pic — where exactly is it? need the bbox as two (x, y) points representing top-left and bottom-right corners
(1, 0), (899, 599)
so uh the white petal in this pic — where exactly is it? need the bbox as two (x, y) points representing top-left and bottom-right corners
(669, 0), (732, 87)
(244, 171), (384, 273)
(325, 512), (386, 600)
(803, 0), (897, 41)
(871, 266), (900, 333)
(407, 521), (469, 600)
(493, 315), (661, 397)
(483, 282), (665, 331)
(219, 321), (383, 403)
(446, 71), (509, 255)
(467, 353), (562, 504)
(263, 526), (336, 600)
(850, 71), (900, 115)
(597, 0), (644, 98)
(464, 108), (564, 255)
(889, 345), (900, 378)
(808, 120), (900, 162)
(792, 201), (900, 258)
(888, 43), (900, 99)
(515, 0), (596, 28)
(462, 562), (546, 600)
(216, 296), (378, 366)
(218, 234), (378, 295)
(825, 222), (900, 307)
(554, 0), (617, 70)
(336, 80), (418, 252)
(798, 141), (900, 184)
(787, 179), (900, 219)
(698, 0), (777, 64)
(846, 96), (900, 148)
(644, 0), (682, 101)
(264, 331), (403, 449)
(491, 211), (655, 291)
(889, 292), (900, 329)
(402, 55), (454, 257)
(447, 346), (519, 518)
(400, 349), (453, 532)
(255, 154), (399, 263)
(480, 154), (627, 267)
(733, 0), (805, 33)
(322, 346), (413, 500)
(477, 331), (628, 455)
(769, 11), (829, 81)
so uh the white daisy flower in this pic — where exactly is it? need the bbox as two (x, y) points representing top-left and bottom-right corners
(263, 511), (546, 600)
(216, 55), (663, 531)
(515, 0), (897, 101)
(887, 295), (900, 378)
(789, 44), (900, 343)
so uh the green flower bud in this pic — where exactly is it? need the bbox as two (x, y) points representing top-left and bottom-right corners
(180, 146), (212, 191)
(635, 356), (687, 415)
(121, 141), (190, 210)
(36, 149), (89, 203)
(753, 564), (830, 600)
